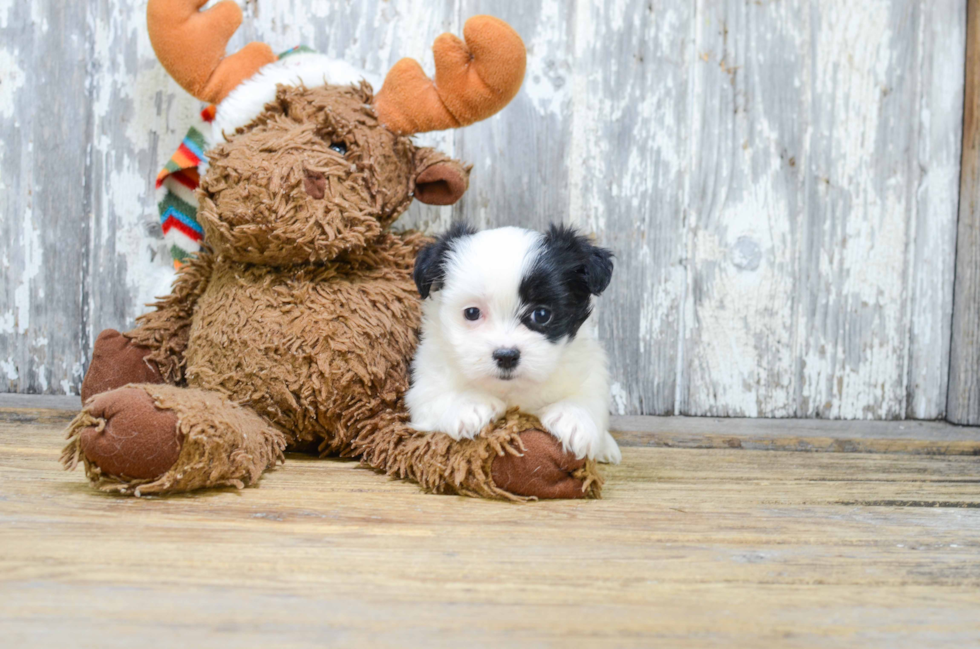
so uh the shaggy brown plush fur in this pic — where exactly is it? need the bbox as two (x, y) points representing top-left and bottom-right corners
(64, 83), (603, 500)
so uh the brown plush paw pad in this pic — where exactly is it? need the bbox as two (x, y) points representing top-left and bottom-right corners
(81, 329), (163, 402)
(491, 429), (589, 499)
(79, 388), (182, 480)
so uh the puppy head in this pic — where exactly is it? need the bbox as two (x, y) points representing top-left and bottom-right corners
(414, 223), (613, 387)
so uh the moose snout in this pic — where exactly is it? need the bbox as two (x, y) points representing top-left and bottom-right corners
(304, 170), (326, 199)
(492, 347), (521, 370)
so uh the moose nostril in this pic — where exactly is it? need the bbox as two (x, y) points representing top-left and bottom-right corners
(304, 171), (326, 199)
(492, 348), (521, 370)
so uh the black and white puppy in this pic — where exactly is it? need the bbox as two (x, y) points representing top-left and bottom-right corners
(406, 223), (621, 463)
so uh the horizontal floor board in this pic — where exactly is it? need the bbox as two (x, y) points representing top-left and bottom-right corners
(1, 413), (979, 647)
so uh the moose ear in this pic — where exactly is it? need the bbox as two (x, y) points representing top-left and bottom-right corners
(413, 149), (471, 206)
(413, 222), (476, 298)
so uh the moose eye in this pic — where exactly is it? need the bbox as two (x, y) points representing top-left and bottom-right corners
(329, 142), (347, 155)
(531, 307), (552, 325)
(463, 307), (481, 321)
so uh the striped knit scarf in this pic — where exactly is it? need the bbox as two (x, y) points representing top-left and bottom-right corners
(156, 104), (214, 268)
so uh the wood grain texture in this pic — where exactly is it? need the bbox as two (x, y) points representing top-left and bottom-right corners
(907, 0), (967, 418)
(794, 0), (923, 420)
(0, 1), (93, 394)
(3, 412), (980, 647)
(682, 0), (966, 419)
(0, 1), (972, 422)
(611, 415), (980, 455)
(948, 0), (980, 425)
(571, 0), (693, 416)
(682, 0), (810, 417)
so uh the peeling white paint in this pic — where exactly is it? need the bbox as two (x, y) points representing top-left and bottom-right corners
(0, 49), (25, 120)
(0, 0), (14, 29)
(1, 358), (17, 381)
(609, 382), (629, 417)
(522, 0), (571, 118)
(14, 203), (40, 334)
(34, 360), (47, 391)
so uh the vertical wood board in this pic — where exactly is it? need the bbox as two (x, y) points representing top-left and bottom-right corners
(568, 0), (693, 416)
(681, 0), (965, 419)
(906, 0), (966, 418)
(0, 1), (92, 394)
(794, 0), (918, 420)
(948, 0), (980, 425)
(681, 0), (811, 417)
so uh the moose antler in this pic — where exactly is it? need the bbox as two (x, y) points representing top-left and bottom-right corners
(374, 16), (527, 135)
(147, 0), (277, 104)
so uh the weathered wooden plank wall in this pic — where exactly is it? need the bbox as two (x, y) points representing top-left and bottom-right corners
(682, 0), (966, 419)
(949, 0), (980, 426)
(0, 0), (969, 421)
(0, 1), (92, 394)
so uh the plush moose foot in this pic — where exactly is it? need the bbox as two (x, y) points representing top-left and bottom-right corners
(490, 429), (599, 499)
(76, 387), (183, 481)
(80, 329), (163, 402)
(63, 384), (286, 496)
(356, 408), (602, 501)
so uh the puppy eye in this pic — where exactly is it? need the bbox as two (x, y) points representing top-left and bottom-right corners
(531, 307), (552, 325)
(329, 142), (347, 155)
(463, 307), (481, 321)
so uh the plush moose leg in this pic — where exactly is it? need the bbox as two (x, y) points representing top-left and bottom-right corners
(80, 329), (165, 402)
(354, 408), (603, 501)
(62, 384), (285, 496)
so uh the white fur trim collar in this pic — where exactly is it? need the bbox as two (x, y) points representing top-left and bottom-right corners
(211, 53), (380, 143)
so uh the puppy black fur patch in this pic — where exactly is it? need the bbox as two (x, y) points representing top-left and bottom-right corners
(519, 224), (614, 343)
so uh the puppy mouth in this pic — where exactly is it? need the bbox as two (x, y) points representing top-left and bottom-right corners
(496, 370), (517, 381)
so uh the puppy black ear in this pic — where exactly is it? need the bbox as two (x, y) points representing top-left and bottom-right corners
(584, 245), (614, 295)
(544, 224), (615, 297)
(413, 221), (475, 298)
(413, 245), (442, 299)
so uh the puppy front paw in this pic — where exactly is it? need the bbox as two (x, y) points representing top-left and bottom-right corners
(439, 396), (507, 440)
(596, 431), (622, 464)
(539, 403), (611, 461)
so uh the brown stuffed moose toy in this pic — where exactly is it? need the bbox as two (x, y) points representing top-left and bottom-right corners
(62, 0), (603, 500)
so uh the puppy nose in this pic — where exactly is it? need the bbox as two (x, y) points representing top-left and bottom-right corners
(492, 348), (521, 370)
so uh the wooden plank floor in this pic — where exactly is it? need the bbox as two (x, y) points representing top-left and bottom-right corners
(1, 407), (979, 648)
